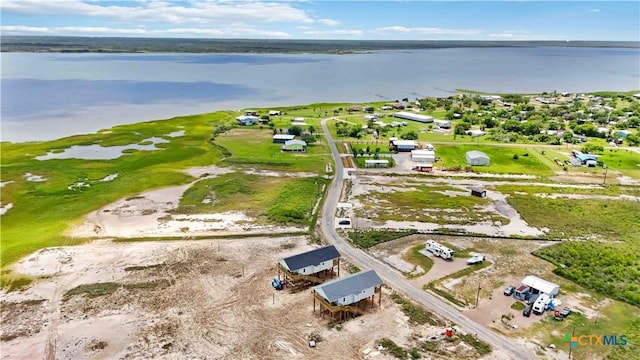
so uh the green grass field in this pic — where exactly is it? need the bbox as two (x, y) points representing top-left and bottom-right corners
(175, 172), (327, 225)
(1, 112), (235, 267)
(435, 144), (555, 175)
(214, 128), (329, 172)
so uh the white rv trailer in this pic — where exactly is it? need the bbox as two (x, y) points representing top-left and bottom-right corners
(425, 240), (455, 260)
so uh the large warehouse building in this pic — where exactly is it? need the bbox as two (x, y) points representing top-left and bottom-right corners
(393, 112), (434, 123)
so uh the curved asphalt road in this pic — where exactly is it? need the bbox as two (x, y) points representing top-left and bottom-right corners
(319, 118), (535, 359)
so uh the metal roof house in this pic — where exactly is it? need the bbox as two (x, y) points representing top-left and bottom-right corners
(312, 270), (383, 321)
(281, 139), (307, 152)
(236, 115), (259, 126)
(390, 139), (417, 152)
(272, 134), (296, 144)
(522, 275), (559, 297)
(466, 150), (490, 166)
(278, 245), (341, 289)
(393, 111), (434, 123)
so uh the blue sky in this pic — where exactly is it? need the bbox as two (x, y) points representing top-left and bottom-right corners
(1, 1), (639, 40)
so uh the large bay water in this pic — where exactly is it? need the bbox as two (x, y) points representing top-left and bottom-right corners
(2, 47), (639, 143)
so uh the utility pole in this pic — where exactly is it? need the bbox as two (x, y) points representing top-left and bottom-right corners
(476, 282), (482, 309)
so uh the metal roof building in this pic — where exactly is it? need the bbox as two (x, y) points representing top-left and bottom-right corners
(313, 270), (383, 306)
(466, 150), (490, 166)
(522, 275), (559, 297)
(393, 111), (434, 123)
(312, 270), (384, 321)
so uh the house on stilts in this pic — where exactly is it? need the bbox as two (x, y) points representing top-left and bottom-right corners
(312, 269), (383, 322)
(278, 245), (341, 290)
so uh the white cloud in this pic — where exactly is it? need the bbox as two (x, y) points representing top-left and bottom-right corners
(1, 0), (313, 24)
(302, 29), (364, 37)
(373, 26), (480, 36)
(0, 25), (290, 38)
(589, 8), (600, 13)
(317, 18), (339, 26)
(487, 31), (566, 41)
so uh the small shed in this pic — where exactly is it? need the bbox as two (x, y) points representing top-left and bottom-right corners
(466, 150), (490, 166)
(272, 134), (296, 144)
(236, 115), (259, 126)
(364, 159), (389, 168)
(470, 187), (487, 197)
(412, 163), (433, 172)
(522, 275), (559, 297)
(282, 139), (307, 152)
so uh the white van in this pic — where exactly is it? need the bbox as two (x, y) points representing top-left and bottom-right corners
(532, 294), (549, 315)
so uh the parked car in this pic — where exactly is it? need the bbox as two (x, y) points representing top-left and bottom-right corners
(526, 294), (539, 305)
(560, 307), (571, 317)
(523, 305), (532, 317)
(503, 285), (515, 296)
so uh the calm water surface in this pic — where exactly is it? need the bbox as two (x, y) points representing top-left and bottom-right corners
(2, 47), (639, 142)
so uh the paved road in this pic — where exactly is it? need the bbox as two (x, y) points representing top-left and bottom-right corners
(319, 118), (536, 359)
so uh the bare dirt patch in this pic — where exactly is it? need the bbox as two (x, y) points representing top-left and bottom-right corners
(1, 236), (508, 360)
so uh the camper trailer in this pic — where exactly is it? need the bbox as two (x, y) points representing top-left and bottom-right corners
(425, 240), (455, 260)
(532, 294), (550, 315)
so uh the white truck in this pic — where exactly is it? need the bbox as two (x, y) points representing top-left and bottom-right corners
(425, 240), (455, 260)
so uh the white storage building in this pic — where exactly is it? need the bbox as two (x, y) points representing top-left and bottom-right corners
(411, 149), (435, 163)
(466, 150), (490, 166)
(522, 275), (560, 297)
(393, 111), (434, 123)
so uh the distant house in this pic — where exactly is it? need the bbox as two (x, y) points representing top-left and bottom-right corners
(435, 120), (451, 129)
(244, 110), (258, 116)
(269, 110), (281, 116)
(390, 139), (417, 152)
(236, 115), (259, 126)
(281, 139), (307, 152)
(571, 150), (597, 164)
(292, 117), (305, 123)
(466, 150), (490, 166)
(347, 105), (362, 112)
(272, 134), (296, 144)
(466, 129), (486, 137)
(617, 130), (632, 139)
(364, 159), (389, 168)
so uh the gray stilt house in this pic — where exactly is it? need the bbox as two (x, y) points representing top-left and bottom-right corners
(312, 269), (383, 321)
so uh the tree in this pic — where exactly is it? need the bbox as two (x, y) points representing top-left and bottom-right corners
(400, 130), (419, 140)
(288, 125), (303, 136)
(272, 128), (277, 135)
(626, 134), (640, 146)
(454, 123), (469, 135)
(301, 134), (316, 144)
(308, 126), (316, 135)
(523, 122), (542, 136)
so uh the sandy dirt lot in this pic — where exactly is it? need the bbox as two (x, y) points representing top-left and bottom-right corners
(0, 236), (506, 360)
